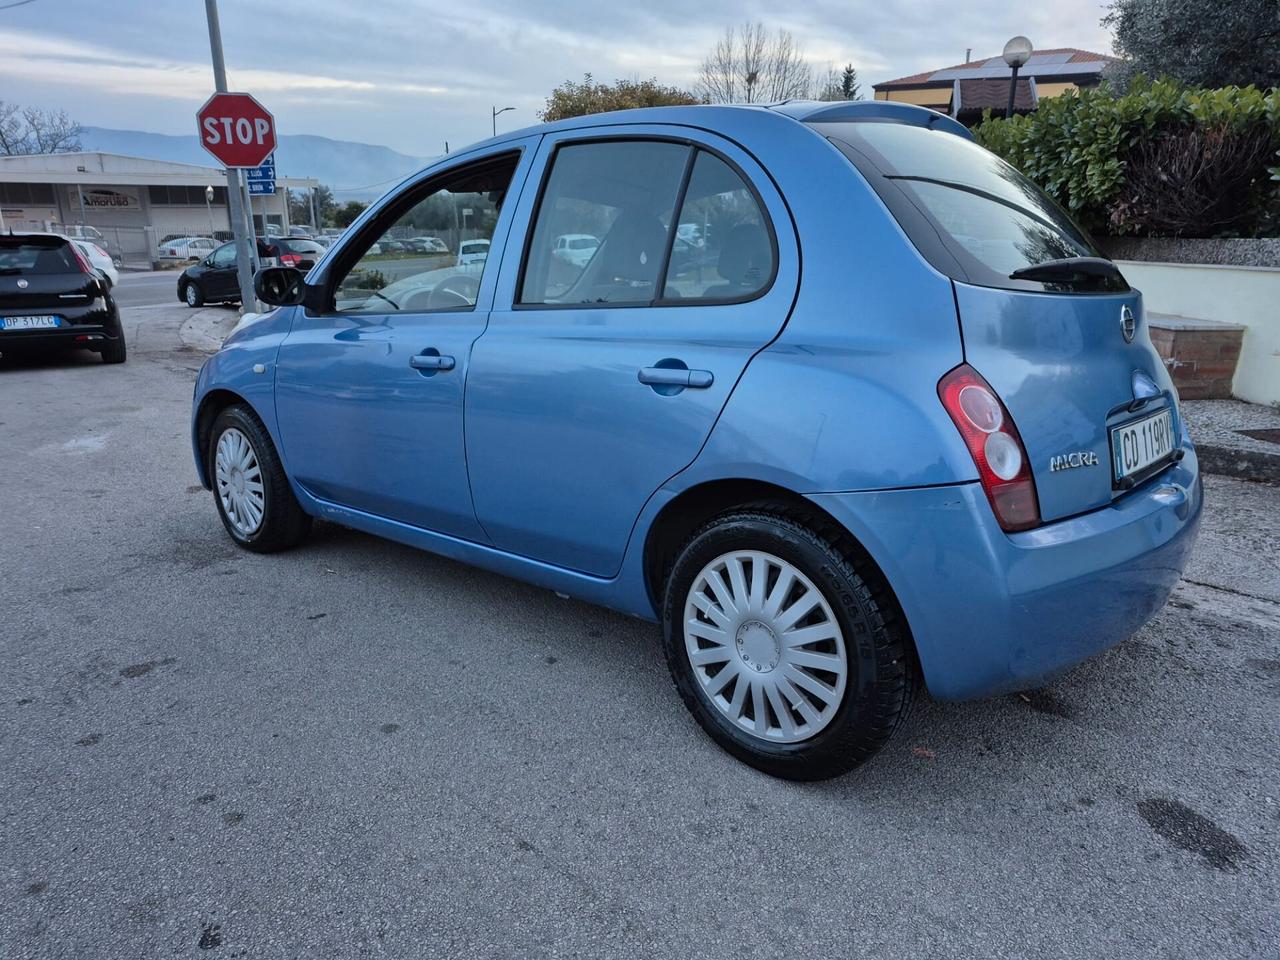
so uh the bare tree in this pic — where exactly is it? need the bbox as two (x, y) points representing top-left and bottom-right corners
(0, 101), (83, 155)
(697, 23), (814, 103)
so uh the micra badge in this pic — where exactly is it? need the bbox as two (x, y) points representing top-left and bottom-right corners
(1049, 451), (1100, 472)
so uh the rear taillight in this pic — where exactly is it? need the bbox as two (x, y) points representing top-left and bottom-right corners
(91, 244), (109, 259)
(938, 363), (1040, 532)
(70, 244), (94, 274)
(279, 253), (301, 267)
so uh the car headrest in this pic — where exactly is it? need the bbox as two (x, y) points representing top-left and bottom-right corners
(599, 215), (668, 282)
(716, 222), (771, 287)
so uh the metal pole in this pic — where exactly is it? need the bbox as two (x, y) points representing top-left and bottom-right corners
(204, 0), (257, 310)
(205, 190), (215, 236)
(1005, 64), (1020, 119)
(240, 174), (260, 273)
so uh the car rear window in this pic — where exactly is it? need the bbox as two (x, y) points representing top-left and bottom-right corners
(815, 121), (1118, 292)
(0, 237), (78, 275)
(278, 238), (325, 254)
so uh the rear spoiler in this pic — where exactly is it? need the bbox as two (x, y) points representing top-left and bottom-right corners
(770, 100), (974, 141)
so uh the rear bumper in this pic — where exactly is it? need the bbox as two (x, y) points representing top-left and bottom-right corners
(808, 443), (1203, 700)
(0, 324), (119, 350)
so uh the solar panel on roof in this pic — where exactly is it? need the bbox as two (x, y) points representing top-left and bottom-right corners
(1026, 52), (1072, 65)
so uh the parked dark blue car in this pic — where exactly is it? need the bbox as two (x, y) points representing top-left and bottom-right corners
(192, 101), (1202, 779)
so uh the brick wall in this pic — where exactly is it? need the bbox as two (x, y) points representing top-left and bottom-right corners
(1149, 322), (1244, 401)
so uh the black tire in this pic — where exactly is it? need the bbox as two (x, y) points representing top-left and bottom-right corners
(99, 334), (126, 364)
(662, 503), (918, 781)
(208, 404), (311, 553)
(183, 281), (205, 308)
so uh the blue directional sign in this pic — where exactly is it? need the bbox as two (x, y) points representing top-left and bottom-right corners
(246, 153), (276, 195)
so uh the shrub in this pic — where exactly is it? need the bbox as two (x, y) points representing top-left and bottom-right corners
(973, 78), (1280, 238)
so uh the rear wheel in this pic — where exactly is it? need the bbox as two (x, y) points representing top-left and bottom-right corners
(662, 505), (918, 780)
(99, 334), (126, 364)
(209, 405), (311, 553)
(183, 281), (204, 308)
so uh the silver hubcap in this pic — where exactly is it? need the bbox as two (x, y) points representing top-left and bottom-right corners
(186, 285), (198, 305)
(214, 427), (265, 536)
(684, 550), (848, 743)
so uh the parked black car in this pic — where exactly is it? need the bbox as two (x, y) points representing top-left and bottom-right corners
(178, 237), (325, 307)
(0, 233), (125, 363)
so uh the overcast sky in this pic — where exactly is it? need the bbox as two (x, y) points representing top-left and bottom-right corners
(0, 0), (1114, 159)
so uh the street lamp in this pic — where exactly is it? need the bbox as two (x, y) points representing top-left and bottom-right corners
(1002, 35), (1033, 119)
(204, 185), (216, 237)
(491, 105), (514, 137)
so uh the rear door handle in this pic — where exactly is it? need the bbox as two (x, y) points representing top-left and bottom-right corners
(638, 367), (714, 389)
(409, 354), (455, 371)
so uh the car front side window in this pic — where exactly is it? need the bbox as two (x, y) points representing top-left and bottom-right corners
(332, 155), (517, 314)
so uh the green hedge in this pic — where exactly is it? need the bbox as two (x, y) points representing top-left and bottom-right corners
(973, 78), (1280, 239)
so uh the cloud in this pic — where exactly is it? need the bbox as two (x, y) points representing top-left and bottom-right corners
(0, 0), (1115, 153)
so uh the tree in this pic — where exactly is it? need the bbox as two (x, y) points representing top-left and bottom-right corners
(818, 63), (862, 101)
(333, 200), (368, 228)
(540, 74), (700, 122)
(288, 184), (335, 226)
(697, 23), (814, 103)
(0, 101), (82, 155)
(1102, 0), (1280, 91)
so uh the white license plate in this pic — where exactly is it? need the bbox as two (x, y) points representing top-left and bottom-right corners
(1111, 409), (1175, 481)
(1, 315), (60, 330)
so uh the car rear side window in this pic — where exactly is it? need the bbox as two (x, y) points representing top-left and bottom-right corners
(817, 121), (1112, 292)
(663, 151), (774, 302)
(519, 140), (690, 305)
(0, 239), (77, 275)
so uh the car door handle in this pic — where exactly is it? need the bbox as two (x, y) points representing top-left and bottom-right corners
(409, 354), (455, 371)
(638, 367), (714, 389)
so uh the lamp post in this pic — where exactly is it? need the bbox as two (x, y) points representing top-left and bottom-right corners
(204, 185), (216, 237)
(1002, 35), (1033, 119)
(491, 105), (514, 137)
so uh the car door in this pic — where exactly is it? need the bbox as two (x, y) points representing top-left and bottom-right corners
(273, 143), (536, 539)
(201, 243), (237, 299)
(465, 128), (799, 576)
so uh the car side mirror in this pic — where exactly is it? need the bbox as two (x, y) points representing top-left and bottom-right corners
(255, 266), (306, 306)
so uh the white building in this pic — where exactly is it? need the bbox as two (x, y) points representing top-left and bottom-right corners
(0, 152), (319, 267)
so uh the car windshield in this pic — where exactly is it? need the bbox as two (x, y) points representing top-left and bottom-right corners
(820, 121), (1109, 290)
(0, 237), (77, 275)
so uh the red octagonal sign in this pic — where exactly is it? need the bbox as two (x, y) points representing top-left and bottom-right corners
(196, 92), (276, 168)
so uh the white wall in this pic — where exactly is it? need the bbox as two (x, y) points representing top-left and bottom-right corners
(1119, 260), (1280, 407)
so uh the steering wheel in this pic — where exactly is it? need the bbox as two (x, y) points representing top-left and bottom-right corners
(429, 273), (480, 309)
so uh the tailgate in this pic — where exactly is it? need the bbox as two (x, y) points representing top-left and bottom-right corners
(955, 281), (1180, 522)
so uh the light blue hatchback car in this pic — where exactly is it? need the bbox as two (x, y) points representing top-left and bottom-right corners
(193, 101), (1202, 780)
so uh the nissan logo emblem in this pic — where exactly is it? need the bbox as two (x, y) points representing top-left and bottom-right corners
(16, 278), (28, 289)
(1120, 305), (1136, 343)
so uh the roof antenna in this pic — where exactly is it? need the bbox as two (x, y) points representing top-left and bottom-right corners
(965, 48), (972, 63)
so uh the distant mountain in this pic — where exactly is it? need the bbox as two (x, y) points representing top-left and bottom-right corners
(79, 126), (434, 199)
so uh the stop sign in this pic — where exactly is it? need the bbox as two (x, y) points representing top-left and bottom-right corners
(196, 92), (276, 168)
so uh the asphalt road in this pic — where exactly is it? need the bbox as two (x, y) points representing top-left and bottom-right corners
(110, 269), (184, 309)
(2, 274), (1278, 959)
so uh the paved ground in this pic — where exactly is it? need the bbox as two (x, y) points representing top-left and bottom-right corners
(2, 273), (1278, 959)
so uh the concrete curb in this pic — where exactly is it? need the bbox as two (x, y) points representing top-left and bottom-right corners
(1195, 444), (1280, 485)
(178, 308), (240, 354)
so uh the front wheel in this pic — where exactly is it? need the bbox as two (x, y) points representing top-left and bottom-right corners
(208, 405), (311, 553)
(183, 281), (204, 308)
(662, 506), (918, 780)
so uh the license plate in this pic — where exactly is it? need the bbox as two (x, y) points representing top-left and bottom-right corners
(1, 315), (60, 330)
(1111, 408), (1175, 481)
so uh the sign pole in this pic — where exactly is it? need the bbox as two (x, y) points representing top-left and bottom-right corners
(203, 0), (257, 311)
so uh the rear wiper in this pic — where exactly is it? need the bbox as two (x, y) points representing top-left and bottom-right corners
(0, 267), (20, 276)
(1009, 257), (1122, 284)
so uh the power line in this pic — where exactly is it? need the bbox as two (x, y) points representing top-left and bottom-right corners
(0, 0), (39, 10)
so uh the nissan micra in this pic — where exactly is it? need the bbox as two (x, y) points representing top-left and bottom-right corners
(192, 101), (1202, 780)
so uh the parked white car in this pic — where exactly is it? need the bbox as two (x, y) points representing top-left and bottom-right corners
(553, 233), (600, 268)
(71, 238), (119, 287)
(160, 237), (217, 262)
(457, 239), (490, 267)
